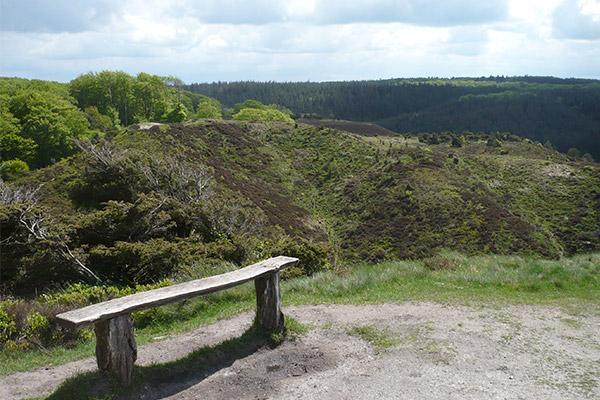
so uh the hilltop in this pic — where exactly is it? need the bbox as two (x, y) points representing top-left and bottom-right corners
(122, 120), (600, 262)
(4, 119), (598, 293)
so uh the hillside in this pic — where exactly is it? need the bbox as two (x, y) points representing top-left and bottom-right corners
(4, 120), (599, 293)
(186, 77), (600, 160)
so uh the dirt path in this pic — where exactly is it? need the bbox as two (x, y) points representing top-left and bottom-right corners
(1, 303), (599, 399)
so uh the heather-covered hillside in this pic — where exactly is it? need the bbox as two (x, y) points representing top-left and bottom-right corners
(3, 120), (598, 294)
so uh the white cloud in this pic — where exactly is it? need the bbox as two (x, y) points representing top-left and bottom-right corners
(579, 0), (600, 21)
(1, 0), (599, 82)
(552, 0), (600, 39)
(0, 0), (118, 33)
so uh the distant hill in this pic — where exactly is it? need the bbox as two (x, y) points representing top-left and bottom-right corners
(185, 77), (600, 160)
(5, 120), (598, 293)
(298, 119), (396, 136)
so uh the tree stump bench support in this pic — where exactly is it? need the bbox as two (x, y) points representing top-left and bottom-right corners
(56, 256), (299, 386)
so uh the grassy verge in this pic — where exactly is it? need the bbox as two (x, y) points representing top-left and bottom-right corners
(285, 251), (600, 307)
(1, 251), (599, 378)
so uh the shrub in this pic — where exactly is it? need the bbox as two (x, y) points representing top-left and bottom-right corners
(26, 311), (52, 345)
(0, 279), (174, 350)
(260, 237), (332, 278)
(0, 159), (29, 178)
(233, 108), (294, 123)
(418, 133), (439, 145)
(423, 253), (461, 271)
(0, 304), (17, 344)
(582, 153), (595, 163)
(165, 103), (187, 123)
(72, 139), (214, 205)
(567, 147), (580, 160)
(450, 135), (463, 148)
(487, 138), (502, 148)
(88, 239), (181, 285)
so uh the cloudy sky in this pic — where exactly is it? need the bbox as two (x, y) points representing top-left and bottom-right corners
(1, 0), (599, 83)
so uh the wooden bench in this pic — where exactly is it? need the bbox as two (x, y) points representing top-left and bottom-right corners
(56, 256), (299, 386)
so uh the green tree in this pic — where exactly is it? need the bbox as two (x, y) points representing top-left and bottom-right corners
(0, 131), (37, 163)
(582, 153), (595, 163)
(233, 99), (267, 114)
(233, 108), (294, 123)
(567, 147), (580, 160)
(165, 103), (187, 123)
(83, 106), (114, 133)
(0, 100), (37, 163)
(134, 73), (168, 121)
(6, 86), (93, 167)
(69, 73), (109, 114)
(70, 71), (135, 126)
(195, 100), (222, 119)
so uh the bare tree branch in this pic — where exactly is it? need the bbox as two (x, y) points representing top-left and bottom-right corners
(76, 139), (214, 203)
(2, 178), (102, 284)
(59, 243), (102, 283)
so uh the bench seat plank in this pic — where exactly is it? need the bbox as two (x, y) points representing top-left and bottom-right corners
(56, 256), (298, 329)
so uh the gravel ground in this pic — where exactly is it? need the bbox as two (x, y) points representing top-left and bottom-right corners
(1, 302), (599, 399)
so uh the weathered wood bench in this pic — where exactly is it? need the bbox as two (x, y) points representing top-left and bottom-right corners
(56, 256), (299, 386)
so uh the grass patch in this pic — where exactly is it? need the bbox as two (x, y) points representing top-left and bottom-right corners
(285, 251), (600, 306)
(346, 325), (398, 353)
(0, 340), (95, 377)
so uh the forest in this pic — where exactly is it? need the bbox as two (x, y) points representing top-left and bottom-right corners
(186, 76), (600, 160)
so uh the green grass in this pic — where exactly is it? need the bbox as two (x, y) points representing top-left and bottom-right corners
(285, 251), (600, 306)
(1, 252), (599, 381)
(346, 325), (398, 353)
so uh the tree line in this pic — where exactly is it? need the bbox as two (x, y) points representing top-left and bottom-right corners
(0, 73), (222, 172)
(1, 72), (302, 174)
(186, 77), (600, 159)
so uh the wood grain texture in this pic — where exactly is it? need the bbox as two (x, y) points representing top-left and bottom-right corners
(56, 256), (298, 329)
(94, 315), (137, 386)
(255, 271), (284, 331)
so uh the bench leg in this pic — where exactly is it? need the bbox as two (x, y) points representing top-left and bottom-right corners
(255, 271), (285, 332)
(94, 314), (137, 386)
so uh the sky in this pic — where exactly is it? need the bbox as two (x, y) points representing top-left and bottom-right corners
(1, 0), (599, 83)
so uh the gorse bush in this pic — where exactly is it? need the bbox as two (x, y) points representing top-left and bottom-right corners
(0, 299), (85, 351)
(39, 280), (173, 307)
(26, 311), (51, 343)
